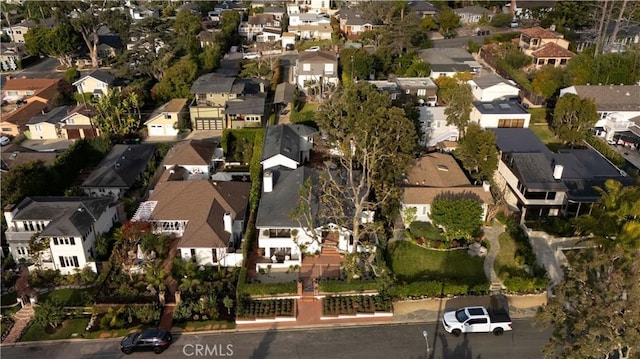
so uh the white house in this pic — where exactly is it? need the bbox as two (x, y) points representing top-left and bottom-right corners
(3, 197), (118, 274)
(260, 124), (317, 171)
(401, 153), (493, 225)
(468, 73), (520, 102)
(418, 106), (459, 147)
(470, 100), (531, 128)
(72, 70), (116, 97)
(295, 50), (339, 90)
(559, 85), (640, 141)
(132, 180), (251, 267)
(145, 98), (188, 137)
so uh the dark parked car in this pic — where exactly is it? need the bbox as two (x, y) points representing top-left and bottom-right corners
(121, 329), (172, 354)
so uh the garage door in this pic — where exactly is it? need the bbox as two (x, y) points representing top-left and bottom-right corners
(148, 124), (165, 136)
(195, 118), (224, 130)
(67, 129), (81, 139)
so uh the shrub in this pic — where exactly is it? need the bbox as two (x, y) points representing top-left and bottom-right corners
(504, 276), (547, 294)
(241, 281), (297, 296)
(584, 135), (626, 168)
(64, 67), (80, 84)
(318, 279), (378, 293)
(408, 221), (445, 241)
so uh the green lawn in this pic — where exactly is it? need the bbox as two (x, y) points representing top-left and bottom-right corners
(39, 288), (89, 306)
(83, 324), (146, 339)
(173, 320), (235, 332)
(527, 108), (548, 124)
(387, 241), (486, 284)
(290, 102), (318, 124)
(20, 317), (90, 341)
(494, 232), (518, 279)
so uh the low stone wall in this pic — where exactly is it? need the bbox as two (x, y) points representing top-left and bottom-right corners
(393, 292), (547, 315)
(320, 312), (393, 320)
(236, 316), (296, 325)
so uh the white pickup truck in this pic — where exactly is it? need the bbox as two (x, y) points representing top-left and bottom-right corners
(442, 306), (512, 337)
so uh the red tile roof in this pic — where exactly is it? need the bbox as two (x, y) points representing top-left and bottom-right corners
(520, 26), (563, 39)
(532, 43), (575, 58)
(2, 77), (61, 93)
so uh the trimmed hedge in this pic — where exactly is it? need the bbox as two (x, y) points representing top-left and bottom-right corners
(318, 280), (378, 293)
(503, 276), (547, 294)
(241, 281), (297, 296)
(584, 135), (626, 168)
(388, 280), (488, 298)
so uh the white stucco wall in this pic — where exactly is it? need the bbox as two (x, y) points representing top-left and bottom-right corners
(471, 83), (520, 102)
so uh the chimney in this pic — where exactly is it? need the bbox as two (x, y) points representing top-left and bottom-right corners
(223, 212), (232, 233)
(553, 164), (564, 180)
(263, 170), (273, 192)
(510, 0), (517, 15)
(482, 181), (490, 192)
(259, 81), (265, 93)
(3, 204), (18, 229)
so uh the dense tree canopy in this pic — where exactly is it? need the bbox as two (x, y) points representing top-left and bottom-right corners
(430, 196), (483, 241)
(436, 7), (461, 34)
(552, 94), (599, 146)
(24, 21), (80, 68)
(443, 83), (473, 137)
(532, 65), (565, 98)
(455, 124), (499, 182)
(152, 56), (199, 102)
(33, 299), (66, 329)
(315, 82), (417, 250)
(339, 48), (376, 85)
(93, 90), (142, 135)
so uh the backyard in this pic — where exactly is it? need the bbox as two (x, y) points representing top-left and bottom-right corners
(290, 102), (318, 124)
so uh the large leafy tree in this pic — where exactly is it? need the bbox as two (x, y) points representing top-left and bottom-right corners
(532, 65), (566, 99)
(315, 82), (417, 252)
(436, 7), (461, 34)
(173, 8), (202, 56)
(339, 48), (376, 85)
(430, 196), (483, 241)
(552, 94), (599, 147)
(535, 246), (640, 359)
(33, 299), (66, 329)
(455, 124), (499, 182)
(152, 56), (199, 102)
(0, 160), (53, 206)
(443, 83), (473, 137)
(24, 21), (80, 68)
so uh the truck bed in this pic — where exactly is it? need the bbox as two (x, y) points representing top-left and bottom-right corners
(488, 309), (511, 323)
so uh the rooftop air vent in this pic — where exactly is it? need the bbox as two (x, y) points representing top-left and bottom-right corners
(437, 165), (449, 171)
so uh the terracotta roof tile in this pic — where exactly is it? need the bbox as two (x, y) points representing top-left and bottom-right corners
(532, 43), (575, 58)
(520, 26), (563, 39)
(3, 100), (49, 131)
(2, 78), (62, 93)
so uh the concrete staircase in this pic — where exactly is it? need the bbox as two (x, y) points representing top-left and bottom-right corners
(2, 305), (35, 344)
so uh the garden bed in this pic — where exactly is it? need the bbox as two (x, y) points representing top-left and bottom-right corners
(20, 317), (90, 341)
(322, 295), (391, 316)
(318, 279), (378, 294)
(173, 320), (235, 332)
(237, 299), (295, 320)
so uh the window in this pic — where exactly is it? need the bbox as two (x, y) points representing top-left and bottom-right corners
(560, 58), (567, 65)
(303, 63), (311, 71)
(547, 58), (556, 65)
(498, 119), (525, 128)
(324, 63), (334, 74)
(70, 238), (76, 245)
(25, 90), (34, 96)
(1, 127), (11, 132)
(34, 125), (42, 132)
(59, 256), (79, 268)
(537, 59), (544, 65)
(417, 89), (426, 97)
(190, 249), (196, 257)
(212, 249), (218, 262)
(53, 238), (59, 245)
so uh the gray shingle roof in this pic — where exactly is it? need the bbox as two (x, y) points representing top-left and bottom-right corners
(430, 63), (472, 73)
(190, 73), (237, 94)
(225, 95), (266, 115)
(80, 144), (156, 189)
(470, 73), (512, 89)
(261, 125), (301, 163)
(83, 70), (115, 85)
(27, 106), (70, 125)
(274, 83), (296, 104)
(13, 196), (113, 236)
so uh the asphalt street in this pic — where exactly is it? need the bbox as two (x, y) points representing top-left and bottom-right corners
(1, 320), (551, 359)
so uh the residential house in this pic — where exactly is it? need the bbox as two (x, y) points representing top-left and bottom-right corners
(2, 77), (69, 102)
(3, 196), (118, 274)
(1, 146), (58, 173)
(419, 48), (482, 79)
(0, 42), (25, 72)
(454, 6), (494, 24)
(289, 24), (333, 41)
(576, 21), (640, 54)
(470, 100), (531, 128)
(27, 105), (70, 140)
(162, 139), (223, 179)
(1, 100), (49, 137)
(177, 2), (200, 15)
(97, 35), (123, 59)
(1, 19), (55, 43)
(418, 106), (459, 147)
(189, 73), (269, 130)
(256, 28), (283, 43)
(559, 85), (640, 142)
(145, 98), (189, 137)
(368, 80), (405, 101)
(198, 30), (221, 48)
(518, 27), (574, 68)
(72, 70), (116, 97)
(80, 144), (156, 199)
(335, 8), (374, 38)
(468, 73), (520, 102)
(281, 32), (297, 50)
(132, 179), (251, 267)
(239, 14), (281, 41)
(502, 1), (556, 20)
(262, 6), (287, 21)
(394, 77), (438, 106)
(261, 124), (317, 171)
(407, 1), (438, 18)
(492, 128), (632, 222)
(129, 6), (160, 21)
(295, 51), (339, 90)
(60, 104), (100, 140)
(289, 12), (331, 27)
(401, 153), (493, 225)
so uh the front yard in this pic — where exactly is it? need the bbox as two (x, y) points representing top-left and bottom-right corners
(387, 241), (486, 285)
(21, 317), (90, 341)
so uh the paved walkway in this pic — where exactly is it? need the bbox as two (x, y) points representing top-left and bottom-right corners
(528, 231), (589, 285)
(2, 305), (34, 344)
(482, 222), (506, 292)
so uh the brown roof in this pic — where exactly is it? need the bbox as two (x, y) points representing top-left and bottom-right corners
(403, 186), (493, 205)
(163, 140), (218, 167)
(569, 85), (640, 112)
(405, 153), (470, 187)
(520, 26), (563, 39)
(2, 100), (48, 130)
(298, 50), (337, 63)
(163, 98), (189, 113)
(2, 77), (61, 93)
(148, 180), (250, 248)
(531, 43), (575, 58)
(68, 103), (97, 118)
(1, 149), (58, 171)
(248, 13), (276, 25)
